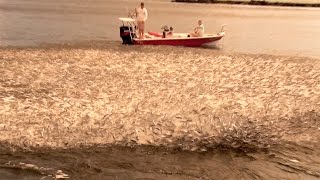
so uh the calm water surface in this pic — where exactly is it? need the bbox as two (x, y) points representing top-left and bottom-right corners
(0, 0), (320, 57)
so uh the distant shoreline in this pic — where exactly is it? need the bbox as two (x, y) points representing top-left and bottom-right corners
(172, 0), (320, 7)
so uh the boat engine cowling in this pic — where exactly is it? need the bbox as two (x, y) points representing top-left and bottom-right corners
(120, 26), (135, 44)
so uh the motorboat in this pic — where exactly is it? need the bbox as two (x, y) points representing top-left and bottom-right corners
(119, 17), (226, 47)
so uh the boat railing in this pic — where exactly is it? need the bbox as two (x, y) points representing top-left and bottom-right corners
(220, 24), (227, 33)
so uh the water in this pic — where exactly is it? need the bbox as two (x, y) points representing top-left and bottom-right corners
(1, 1), (320, 179)
(1, 46), (320, 179)
(1, 0), (320, 57)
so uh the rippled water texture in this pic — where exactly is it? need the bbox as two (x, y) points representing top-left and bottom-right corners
(0, 45), (320, 179)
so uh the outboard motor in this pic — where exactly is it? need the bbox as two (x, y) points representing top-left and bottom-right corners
(120, 26), (136, 45)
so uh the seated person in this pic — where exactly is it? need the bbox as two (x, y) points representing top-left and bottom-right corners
(189, 20), (204, 37)
(161, 26), (174, 38)
(167, 27), (174, 36)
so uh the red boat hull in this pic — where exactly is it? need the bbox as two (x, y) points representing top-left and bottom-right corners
(133, 34), (223, 47)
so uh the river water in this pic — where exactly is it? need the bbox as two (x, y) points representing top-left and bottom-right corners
(1, 0), (320, 57)
(0, 0), (320, 180)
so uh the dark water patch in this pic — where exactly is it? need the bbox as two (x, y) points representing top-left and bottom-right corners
(0, 167), (45, 180)
(0, 143), (319, 179)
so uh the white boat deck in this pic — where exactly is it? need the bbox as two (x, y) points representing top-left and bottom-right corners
(136, 32), (225, 41)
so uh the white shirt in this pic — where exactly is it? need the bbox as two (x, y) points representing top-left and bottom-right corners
(136, 7), (148, 22)
(197, 24), (204, 35)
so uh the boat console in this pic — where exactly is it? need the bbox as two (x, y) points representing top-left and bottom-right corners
(119, 17), (137, 45)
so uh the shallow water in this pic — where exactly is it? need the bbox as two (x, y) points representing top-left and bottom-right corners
(0, 144), (319, 180)
(1, 0), (320, 179)
(0, 46), (320, 179)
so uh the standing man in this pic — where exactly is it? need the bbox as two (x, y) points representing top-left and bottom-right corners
(135, 2), (148, 39)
